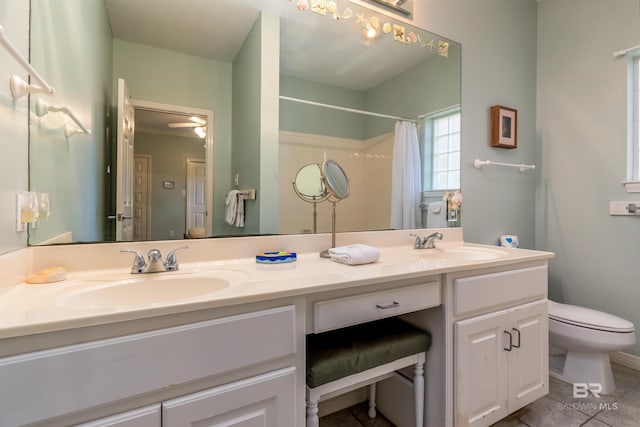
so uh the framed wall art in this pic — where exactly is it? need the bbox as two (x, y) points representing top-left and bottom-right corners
(490, 105), (517, 149)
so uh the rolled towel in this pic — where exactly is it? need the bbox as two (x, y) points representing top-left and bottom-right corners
(328, 244), (380, 265)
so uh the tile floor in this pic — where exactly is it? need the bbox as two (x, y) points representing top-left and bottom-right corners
(319, 363), (640, 427)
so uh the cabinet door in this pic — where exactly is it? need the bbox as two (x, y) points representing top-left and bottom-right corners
(508, 299), (549, 412)
(75, 404), (160, 427)
(455, 310), (509, 427)
(162, 367), (296, 427)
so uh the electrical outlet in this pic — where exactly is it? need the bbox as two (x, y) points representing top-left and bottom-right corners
(169, 230), (175, 237)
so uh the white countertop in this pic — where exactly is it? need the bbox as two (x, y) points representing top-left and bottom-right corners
(0, 240), (553, 340)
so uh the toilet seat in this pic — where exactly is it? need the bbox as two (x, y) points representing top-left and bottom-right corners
(549, 301), (634, 333)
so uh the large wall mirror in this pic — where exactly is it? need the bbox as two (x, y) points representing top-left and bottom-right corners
(27, 0), (461, 246)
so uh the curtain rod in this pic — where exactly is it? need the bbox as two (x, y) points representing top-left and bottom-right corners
(613, 44), (640, 58)
(279, 95), (417, 123)
(416, 104), (461, 119)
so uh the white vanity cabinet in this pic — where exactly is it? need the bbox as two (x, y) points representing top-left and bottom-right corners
(78, 368), (296, 427)
(452, 265), (549, 427)
(0, 305), (299, 427)
(161, 367), (295, 426)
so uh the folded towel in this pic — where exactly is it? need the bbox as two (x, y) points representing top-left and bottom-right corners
(328, 244), (380, 265)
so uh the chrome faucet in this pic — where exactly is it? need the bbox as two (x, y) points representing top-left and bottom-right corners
(121, 246), (188, 274)
(410, 232), (443, 249)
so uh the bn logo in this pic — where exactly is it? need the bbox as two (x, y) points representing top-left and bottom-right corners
(573, 383), (602, 398)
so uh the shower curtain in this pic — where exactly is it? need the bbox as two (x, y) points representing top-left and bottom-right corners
(390, 121), (422, 229)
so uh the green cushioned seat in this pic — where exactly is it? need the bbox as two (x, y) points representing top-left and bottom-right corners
(306, 317), (431, 388)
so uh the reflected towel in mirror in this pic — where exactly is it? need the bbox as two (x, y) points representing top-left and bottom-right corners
(328, 244), (380, 265)
(225, 190), (245, 227)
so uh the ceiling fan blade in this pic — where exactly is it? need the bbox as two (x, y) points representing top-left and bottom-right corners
(168, 122), (199, 128)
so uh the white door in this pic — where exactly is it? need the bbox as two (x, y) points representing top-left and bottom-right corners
(508, 300), (549, 412)
(133, 155), (151, 241)
(186, 158), (207, 231)
(116, 78), (135, 241)
(455, 310), (509, 427)
(162, 368), (296, 427)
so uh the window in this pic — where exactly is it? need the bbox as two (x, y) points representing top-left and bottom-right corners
(422, 109), (461, 191)
(630, 56), (640, 182)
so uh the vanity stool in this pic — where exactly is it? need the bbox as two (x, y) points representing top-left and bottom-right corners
(306, 317), (431, 427)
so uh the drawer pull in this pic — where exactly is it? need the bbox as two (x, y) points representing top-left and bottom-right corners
(376, 301), (400, 310)
(511, 328), (521, 348)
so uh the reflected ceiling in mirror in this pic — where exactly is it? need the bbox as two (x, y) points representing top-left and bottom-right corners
(27, 0), (461, 246)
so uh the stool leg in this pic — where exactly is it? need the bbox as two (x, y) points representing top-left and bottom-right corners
(368, 383), (377, 418)
(414, 361), (424, 427)
(306, 397), (319, 427)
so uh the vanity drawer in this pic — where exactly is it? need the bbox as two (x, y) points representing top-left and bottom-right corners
(453, 265), (547, 317)
(0, 305), (295, 427)
(313, 281), (441, 333)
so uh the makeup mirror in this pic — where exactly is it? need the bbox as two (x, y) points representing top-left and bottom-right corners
(319, 159), (350, 258)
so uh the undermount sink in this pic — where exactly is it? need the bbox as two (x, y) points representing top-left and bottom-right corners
(411, 246), (508, 261)
(58, 271), (244, 309)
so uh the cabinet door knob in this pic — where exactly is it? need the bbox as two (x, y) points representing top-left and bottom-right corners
(511, 328), (521, 348)
(503, 330), (513, 351)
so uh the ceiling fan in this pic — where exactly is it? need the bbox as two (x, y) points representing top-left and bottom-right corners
(167, 116), (206, 138)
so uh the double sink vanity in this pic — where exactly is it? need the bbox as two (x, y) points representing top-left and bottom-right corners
(0, 229), (553, 427)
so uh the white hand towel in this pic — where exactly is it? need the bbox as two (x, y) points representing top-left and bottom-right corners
(225, 190), (240, 225)
(234, 191), (245, 227)
(225, 190), (245, 227)
(328, 244), (380, 265)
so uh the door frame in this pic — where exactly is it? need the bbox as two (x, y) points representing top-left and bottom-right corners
(130, 98), (214, 237)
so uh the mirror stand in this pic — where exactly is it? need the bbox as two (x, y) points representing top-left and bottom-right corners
(319, 159), (350, 258)
(319, 201), (337, 258)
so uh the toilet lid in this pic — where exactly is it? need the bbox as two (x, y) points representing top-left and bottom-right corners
(549, 301), (635, 332)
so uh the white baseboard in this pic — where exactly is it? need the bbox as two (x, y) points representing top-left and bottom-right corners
(610, 351), (640, 371)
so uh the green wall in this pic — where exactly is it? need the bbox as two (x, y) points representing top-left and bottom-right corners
(364, 45), (461, 138)
(0, 0), (29, 254)
(135, 132), (205, 240)
(29, 0), (113, 244)
(231, 12), (280, 235)
(280, 75), (367, 140)
(537, 0), (640, 355)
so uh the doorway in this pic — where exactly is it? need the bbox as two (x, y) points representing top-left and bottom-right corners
(130, 99), (214, 239)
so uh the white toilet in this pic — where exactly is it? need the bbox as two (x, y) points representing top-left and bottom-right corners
(548, 300), (636, 394)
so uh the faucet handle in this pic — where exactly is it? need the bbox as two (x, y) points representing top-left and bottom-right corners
(164, 246), (189, 271)
(409, 233), (425, 249)
(120, 249), (146, 273)
(147, 248), (162, 262)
